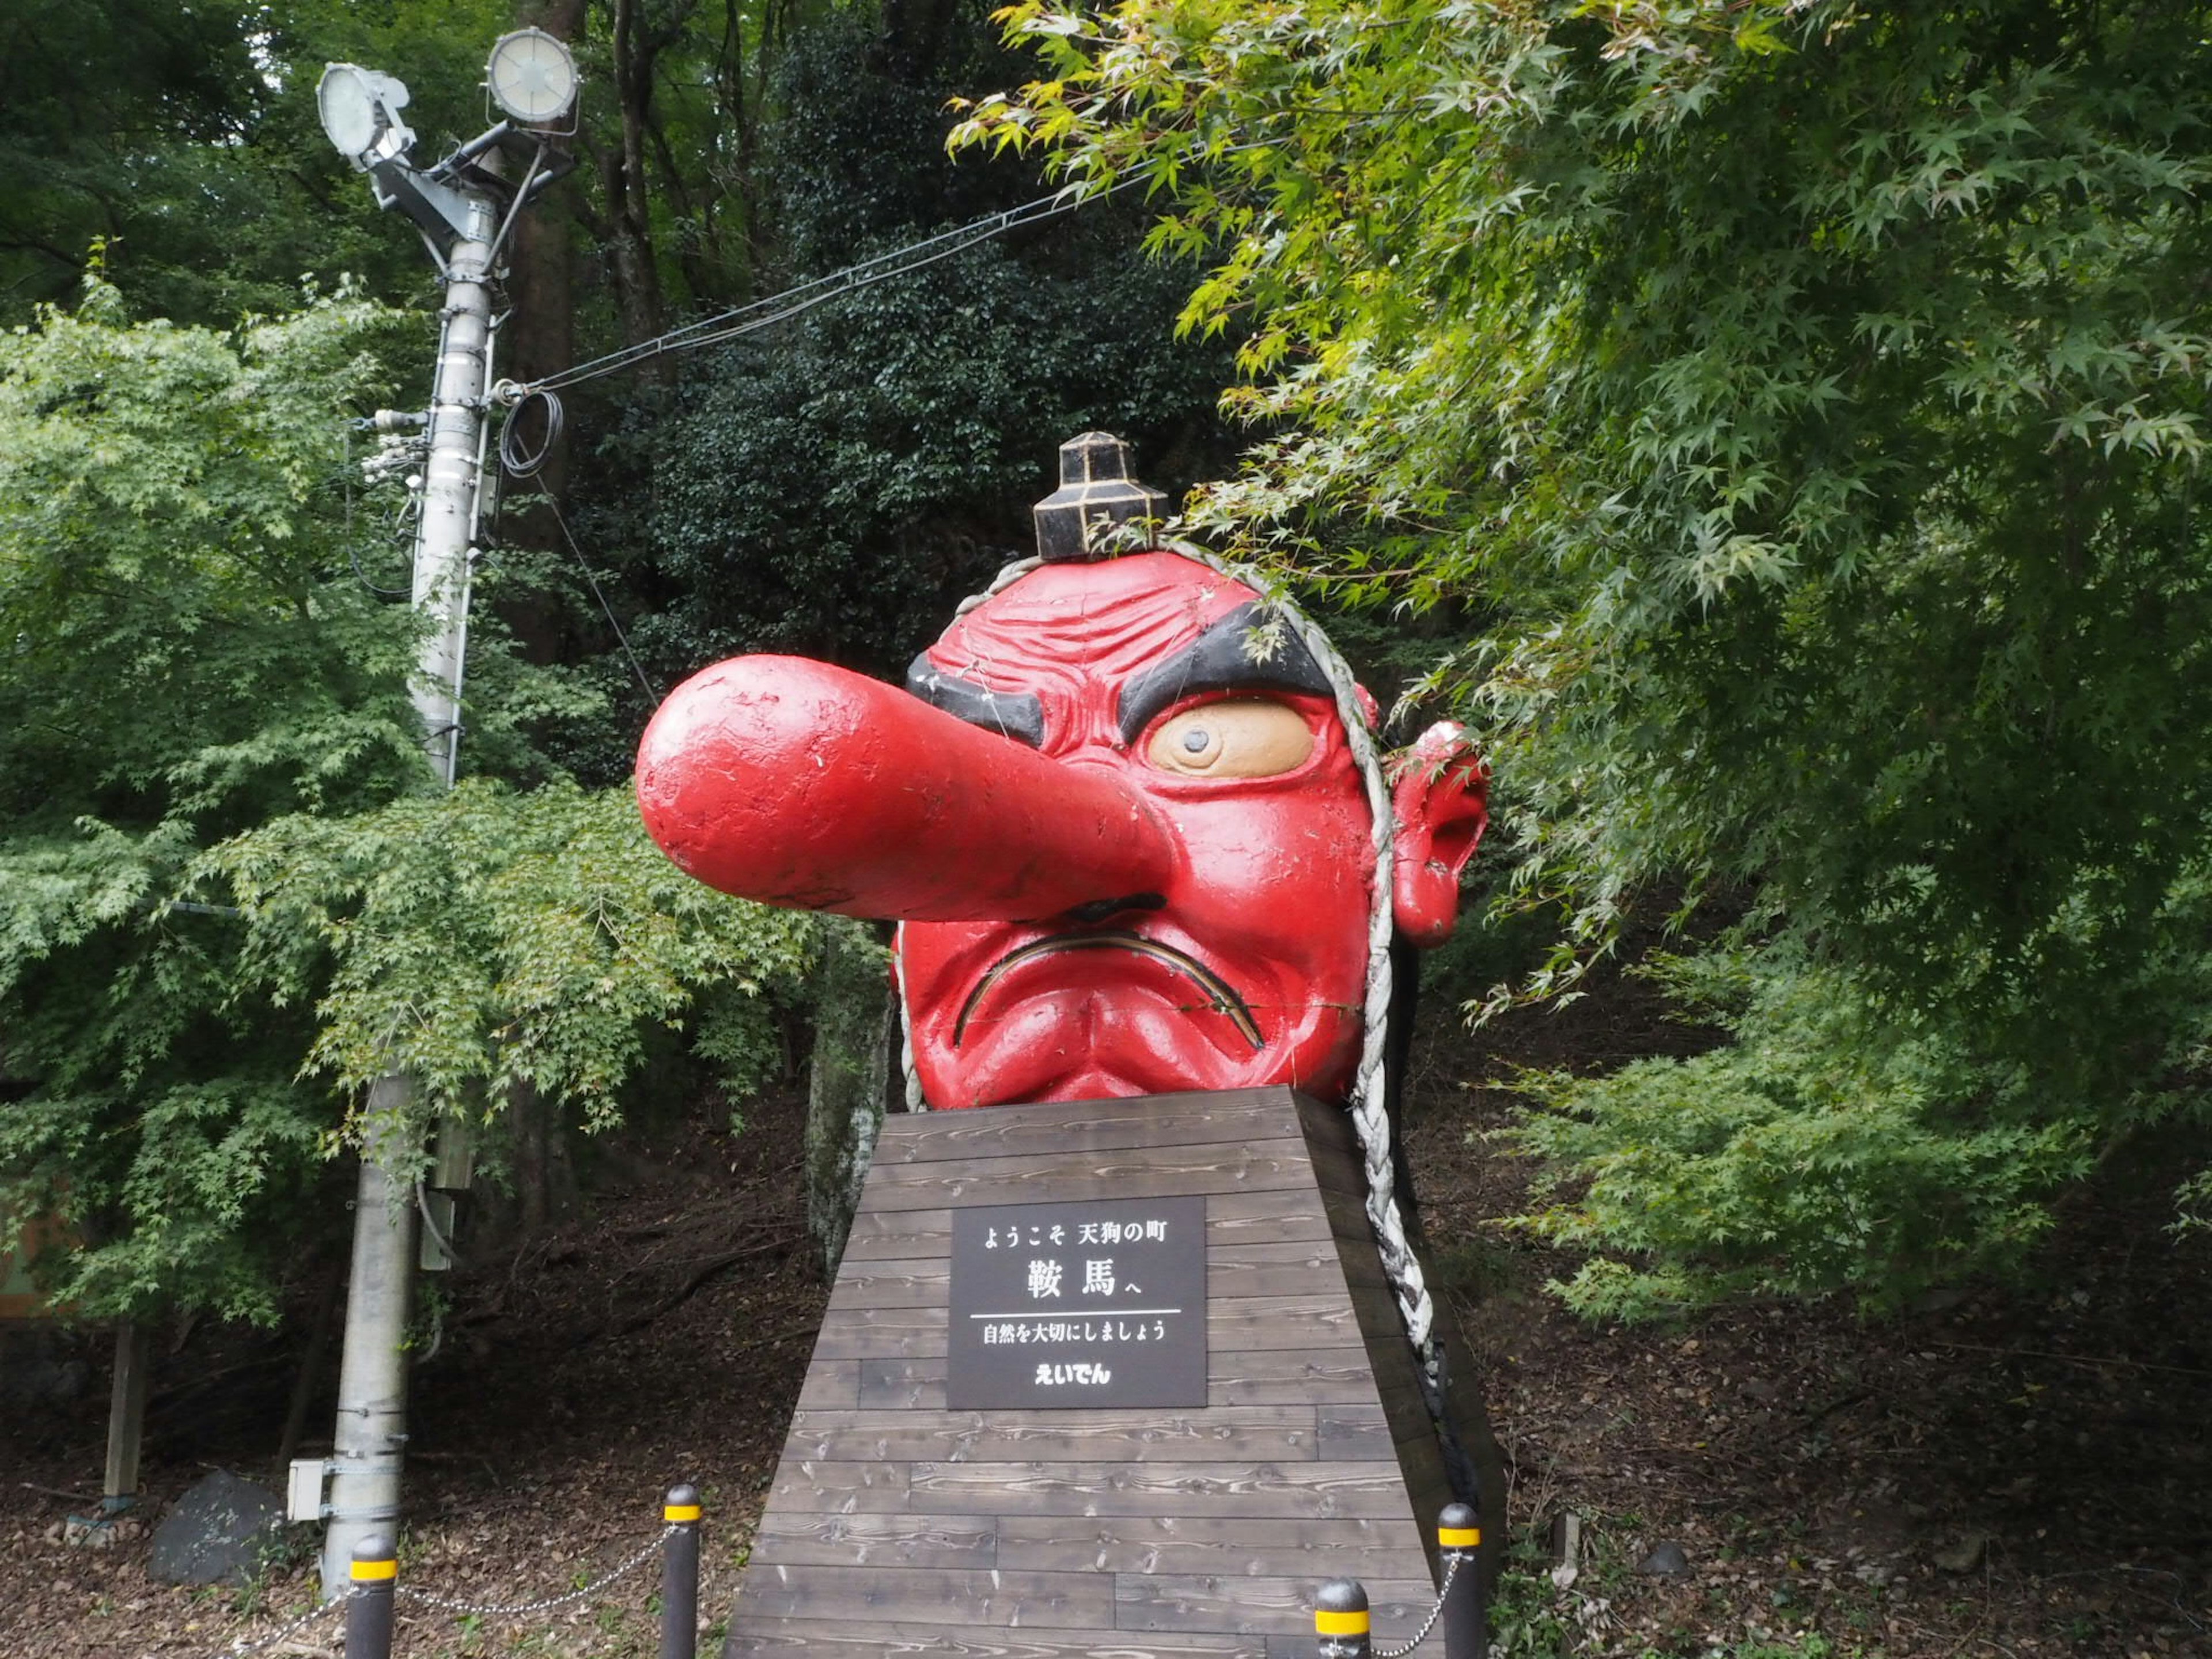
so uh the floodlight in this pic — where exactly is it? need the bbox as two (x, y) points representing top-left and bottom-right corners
(486, 28), (578, 126)
(317, 63), (415, 167)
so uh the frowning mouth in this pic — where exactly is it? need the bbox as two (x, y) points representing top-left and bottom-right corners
(950, 930), (1264, 1051)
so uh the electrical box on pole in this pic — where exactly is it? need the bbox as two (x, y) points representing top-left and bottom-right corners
(310, 33), (578, 1601)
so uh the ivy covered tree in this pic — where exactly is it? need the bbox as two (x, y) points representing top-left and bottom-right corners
(956, 0), (2212, 1311)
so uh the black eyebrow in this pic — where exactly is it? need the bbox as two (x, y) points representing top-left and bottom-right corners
(1115, 602), (1334, 743)
(905, 654), (1046, 748)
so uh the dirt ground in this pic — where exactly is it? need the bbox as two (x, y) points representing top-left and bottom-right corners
(3, 960), (2209, 1658)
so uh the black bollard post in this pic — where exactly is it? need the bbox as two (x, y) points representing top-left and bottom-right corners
(1438, 1502), (1486, 1659)
(345, 1536), (397, 1659)
(1315, 1578), (1370, 1659)
(661, 1483), (702, 1659)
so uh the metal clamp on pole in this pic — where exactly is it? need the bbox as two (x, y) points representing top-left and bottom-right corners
(347, 1536), (398, 1659)
(1316, 1578), (1371, 1659)
(1438, 1503), (1486, 1659)
(661, 1483), (702, 1659)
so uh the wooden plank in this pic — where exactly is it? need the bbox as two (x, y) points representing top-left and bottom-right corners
(878, 1092), (1328, 1165)
(1210, 1241), (1387, 1295)
(858, 1142), (1321, 1213)
(1113, 1576), (1437, 1637)
(825, 1263), (952, 1312)
(1290, 1094), (1361, 1160)
(1206, 1296), (1365, 1351)
(1292, 1139), (1370, 1203)
(783, 1407), (1321, 1465)
(816, 1298), (1369, 1362)
(904, 1461), (1418, 1520)
(1207, 1351), (1382, 1408)
(767, 1459), (911, 1514)
(1195, 1191), (1336, 1246)
(842, 1207), (954, 1260)
(859, 1358), (944, 1410)
(843, 1190), (1336, 1262)
(810, 1305), (948, 1360)
(1401, 1465), (1456, 1556)
(996, 1514), (1427, 1576)
(736, 1564), (1114, 1628)
(1366, 1363), (1431, 1444)
(797, 1360), (860, 1410)
(1315, 1404), (1395, 1459)
(854, 1352), (1384, 1413)
(752, 1510), (998, 1569)
(1317, 1185), (1373, 1244)
(1342, 1281), (1413, 1349)
(724, 1615), (1266, 1659)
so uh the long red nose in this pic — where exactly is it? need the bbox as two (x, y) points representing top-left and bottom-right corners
(635, 656), (1175, 922)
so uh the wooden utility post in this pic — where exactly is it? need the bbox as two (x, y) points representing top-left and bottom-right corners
(103, 1317), (152, 1510)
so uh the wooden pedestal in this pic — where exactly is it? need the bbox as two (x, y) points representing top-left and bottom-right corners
(723, 1087), (1455, 1659)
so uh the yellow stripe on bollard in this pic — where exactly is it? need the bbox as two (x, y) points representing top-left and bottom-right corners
(1315, 1610), (1371, 1635)
(665, 1503), (703, 1522)
(1437, 1525), (1481, 1548)
(351, 1556), (398, 1581)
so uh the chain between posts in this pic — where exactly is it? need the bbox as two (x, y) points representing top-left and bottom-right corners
(1373, 1551), (1460, 1658)
(393, 1523), (679, 1619)
(193, 1591), (356, 1659)
(186, 1498), (690, 1659)
(1320, 1507), (1487, 1659)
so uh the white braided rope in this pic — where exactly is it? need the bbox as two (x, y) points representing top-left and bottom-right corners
(895, 541), (1446, 1415)
(1156, 540), (1441, 1401)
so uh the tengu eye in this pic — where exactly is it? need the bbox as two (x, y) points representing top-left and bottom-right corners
(1146, 699), (1315, 778)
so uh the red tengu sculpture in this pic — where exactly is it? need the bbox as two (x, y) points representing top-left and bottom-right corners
(635, 433), (1488, 1110)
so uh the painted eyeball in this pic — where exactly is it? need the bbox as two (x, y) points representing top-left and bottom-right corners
(1146, 699), (1316, 778)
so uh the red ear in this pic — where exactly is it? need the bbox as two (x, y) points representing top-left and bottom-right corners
(1390, 722), (1488, 947)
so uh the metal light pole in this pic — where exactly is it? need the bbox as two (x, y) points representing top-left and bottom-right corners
(300, 35), (578, 1599)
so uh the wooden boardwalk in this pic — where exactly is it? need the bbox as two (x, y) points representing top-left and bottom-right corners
(723, 1088), (1450, 1659)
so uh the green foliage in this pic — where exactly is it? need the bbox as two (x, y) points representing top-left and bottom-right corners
(0, 0), (266, 318)
(0, 1), (517, 326)
(956, 1), (2212, 1305)
(0, 281), (424, 831)
(0, 282), (421, 1319)
(0, 286), (815, 1321)
(1507, 948), (2099, 1317)
(205, 779), (821, 1135)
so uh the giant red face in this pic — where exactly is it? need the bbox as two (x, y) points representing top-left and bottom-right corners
(899, 551), (1380, 1106)
(638, 536), (1486, 1110)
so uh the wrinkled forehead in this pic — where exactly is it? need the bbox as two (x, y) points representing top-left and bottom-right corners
(927, 552), (1256, 695)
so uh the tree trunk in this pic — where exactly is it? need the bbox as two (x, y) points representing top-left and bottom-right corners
(598, 0), (670, 359)
(509, 1078), (576, 1240)
(273, 1262), (343, 1482)
(802, 921), (895, 1279)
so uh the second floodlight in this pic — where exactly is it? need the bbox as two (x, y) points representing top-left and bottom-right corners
(486, 28), (578, 126)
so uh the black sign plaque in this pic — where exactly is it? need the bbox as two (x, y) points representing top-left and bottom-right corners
(946, 1195), (1207, 1410)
